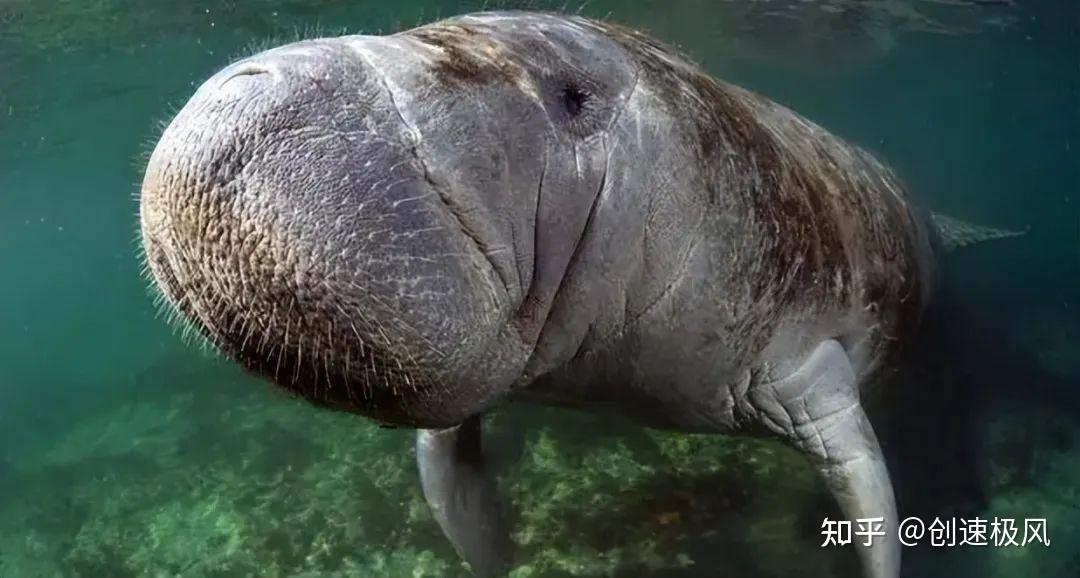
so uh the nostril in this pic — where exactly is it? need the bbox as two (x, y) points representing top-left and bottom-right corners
(219, 64), (272, 88)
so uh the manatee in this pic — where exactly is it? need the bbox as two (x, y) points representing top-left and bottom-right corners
(139, 12), (1021, 578)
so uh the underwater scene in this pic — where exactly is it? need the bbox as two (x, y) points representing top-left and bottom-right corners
(1, 0), (1078, 576)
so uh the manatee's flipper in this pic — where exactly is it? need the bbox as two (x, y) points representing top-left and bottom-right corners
(747, 340), (899, 578)
(931, 212), (1026, 252)
(416, 416), (512, 577)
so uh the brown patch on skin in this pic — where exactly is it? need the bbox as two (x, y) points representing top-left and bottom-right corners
(588, 18), (928, 358)
(687, 73), (852, 308)
(406, 23), (525, 87)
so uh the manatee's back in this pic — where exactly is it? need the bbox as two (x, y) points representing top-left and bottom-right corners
(711, 81), (938, 376)
(594, 20), (937, 379)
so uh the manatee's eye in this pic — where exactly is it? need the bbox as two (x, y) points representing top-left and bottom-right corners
(561, 85), (588, 117)
(546, 75), (606, 138)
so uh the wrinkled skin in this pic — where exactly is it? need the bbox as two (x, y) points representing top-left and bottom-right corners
(141, 12), (937, 578)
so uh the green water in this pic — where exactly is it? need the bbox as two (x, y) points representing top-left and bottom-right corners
(1, 1), (1077, 576)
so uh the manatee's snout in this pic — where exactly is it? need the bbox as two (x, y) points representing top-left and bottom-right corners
(140, 37), (527, 427)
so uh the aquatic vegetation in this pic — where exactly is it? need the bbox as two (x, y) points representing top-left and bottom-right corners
(0, 360), (838, 577)
(6, 360), (1077, 577)
(497, 412), (847, 577)
(0, 362), (450, 577)
(977, 405), (1080, 577)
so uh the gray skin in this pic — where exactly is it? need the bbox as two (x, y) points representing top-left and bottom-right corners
(140, 12), (940, 578)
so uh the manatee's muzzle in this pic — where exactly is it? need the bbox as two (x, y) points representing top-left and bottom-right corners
(139, 39), (522, 426)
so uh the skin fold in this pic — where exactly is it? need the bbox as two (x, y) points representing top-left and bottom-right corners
(141, 12), (940, 578)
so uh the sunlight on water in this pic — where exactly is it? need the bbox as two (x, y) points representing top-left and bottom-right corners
(1, 1), (1077, 576)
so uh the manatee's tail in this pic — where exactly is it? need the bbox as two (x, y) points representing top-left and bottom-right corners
(931, 212), (1028, 253)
